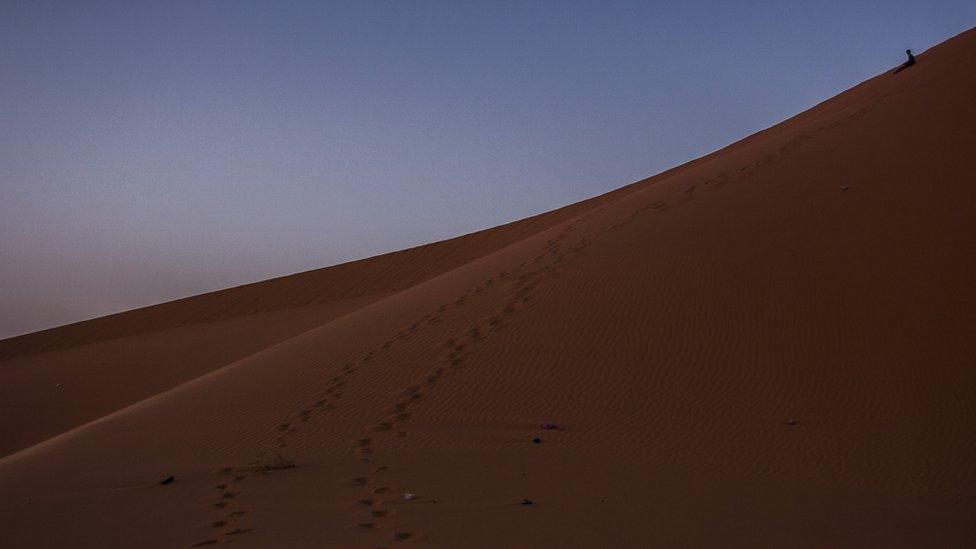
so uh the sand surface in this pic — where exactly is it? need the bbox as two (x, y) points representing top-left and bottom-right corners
(1, 27), (975, 548)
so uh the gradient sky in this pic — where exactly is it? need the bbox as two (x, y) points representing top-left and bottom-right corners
(2, 1), (974, 339)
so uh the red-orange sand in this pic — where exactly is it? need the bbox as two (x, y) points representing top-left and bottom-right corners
(2, 28), (975, 548)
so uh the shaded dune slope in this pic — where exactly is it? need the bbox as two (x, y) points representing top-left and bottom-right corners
(1, 27), (975, 548)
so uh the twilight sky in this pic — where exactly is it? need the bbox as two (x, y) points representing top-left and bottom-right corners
(1, 1), (974, 339)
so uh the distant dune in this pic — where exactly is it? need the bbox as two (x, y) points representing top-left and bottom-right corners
(1, 27), (974, 548)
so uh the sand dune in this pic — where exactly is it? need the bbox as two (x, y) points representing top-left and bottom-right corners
(1, 27), (975, 548)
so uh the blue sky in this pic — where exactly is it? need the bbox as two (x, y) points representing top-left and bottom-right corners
(1, 1), (974, 338)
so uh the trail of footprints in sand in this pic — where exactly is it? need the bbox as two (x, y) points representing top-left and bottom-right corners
(189, 222), (591, 547)
(326, 225), (597, 544)
(343, 222), (594, 543)
(191, 341), (373, 545)
(189, 124), (831, 545)
(189, 156), (778, 545)
(198, 154), (821, 545)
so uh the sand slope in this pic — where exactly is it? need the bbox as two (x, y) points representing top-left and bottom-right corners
(1, 27), (975, 548)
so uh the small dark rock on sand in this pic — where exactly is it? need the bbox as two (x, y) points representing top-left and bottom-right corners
(785, 419), (798, 426)
(521, 499), (534, 506)
(532, 437), (541, 444)
(160, 475), (175, 485)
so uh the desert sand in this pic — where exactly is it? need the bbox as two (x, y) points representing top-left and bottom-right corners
(1, 27), (975, 548)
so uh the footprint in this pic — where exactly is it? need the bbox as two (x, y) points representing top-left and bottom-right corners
(225, 528), (251, 536)
(446, 349), (464, 359)
(373, 486), (391, 494)
(191, 540), (218, 547)
(394, 532), (415, 541)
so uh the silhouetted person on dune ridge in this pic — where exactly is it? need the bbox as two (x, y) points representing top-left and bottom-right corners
(893, 49), (916, 73)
